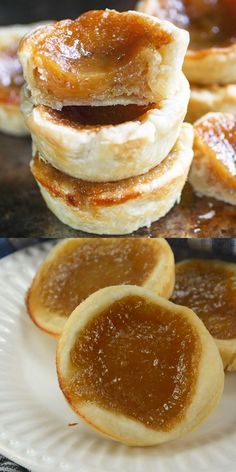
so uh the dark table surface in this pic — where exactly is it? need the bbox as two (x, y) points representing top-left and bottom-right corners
(0, 0), (236, 237)
(1, 133), (236, 237)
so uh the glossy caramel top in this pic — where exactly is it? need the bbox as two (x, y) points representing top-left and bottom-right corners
(35, 239), (158, 317)
(152, 0), (236, 50)
(46, 103), (156, 129)
(171, 259), (236, 339)
(196, 113), (236, 181)
(25, 10), (171, 101)
(68, 295), (200, 430)
(0, 47), (24, 104)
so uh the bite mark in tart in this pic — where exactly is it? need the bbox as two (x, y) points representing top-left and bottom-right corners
(137, 0), (236, 85)
(19, 9), (189, 108)
(30, 123), (194, 235)
(189, 112), (236, 204)
(26, 238), (175, 338)
(171, 259), (236, 371)
(57, 285), (224, 446)
(22, 74), (190, 182)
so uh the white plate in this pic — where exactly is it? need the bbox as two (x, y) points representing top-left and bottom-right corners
(0, 242), (236, 472)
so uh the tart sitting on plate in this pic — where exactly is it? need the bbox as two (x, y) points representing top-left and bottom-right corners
(57, 285), (224, 446)
(26, 238), (175, 337)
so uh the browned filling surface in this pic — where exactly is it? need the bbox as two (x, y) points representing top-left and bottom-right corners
(31, 149), (177, 207)
(0, 47), (24, 105)
(171, 259), (236, 339)
(28, 10), (171, 101)
(33, 239), (158, 317)
(46, 103), (156, 129)
(68, 295), (200, 431)
(152, 0), (236, 50)
(196, 113), (236, 181)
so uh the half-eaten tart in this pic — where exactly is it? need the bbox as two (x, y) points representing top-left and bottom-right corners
(26, 237), (175, 338)
(30, 123), (194, 235)
(21, 74), (190, 182)
(187, 84), (236, 123)
(18, 9), (189, 109)
(57, 284), (224, 446)
(189, 112), (236, 205)
(171, 259), (236, 371)
(137, 0), (236, 85)
(0, 23), (38, 135)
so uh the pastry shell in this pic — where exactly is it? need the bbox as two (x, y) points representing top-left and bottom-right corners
(189, 113), (236, 205)
(187, 84), (236, 124)
(26, 237), (175, 338)
(137, 0), (236, 85)
(18, 10), (189, 108)
(30, 123), (194, 235)
(22, 74), (190, 182)
(57, 284), (224, 446)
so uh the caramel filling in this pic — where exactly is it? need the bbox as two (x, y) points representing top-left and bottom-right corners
(0, 47), (24, 104)
(196, 113), (236, 179)
(68, 295), (200, 431)
(36, 239), (158, 317)
(153, 0), (236, 50)
(31, 10), (171, 101)
(171, 260), (236, 339)
(46, 103), (155, 129)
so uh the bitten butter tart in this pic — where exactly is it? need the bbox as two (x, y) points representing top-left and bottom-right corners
(18, 9), (189, 108)
(171, 259), (236, 371)
(57, 285), (224, 446)
(26, 238), (175, 338)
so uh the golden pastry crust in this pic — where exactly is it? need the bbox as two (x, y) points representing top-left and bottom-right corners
(186, 84), (236, 123)
(22, 74), (190, 182)
(0, 22), (51, 136)
(189, 112), (236, 205)
(30, 123), (194, 235)
(137, 0), (236, 85)
(171, 259), (236, 371)
(26, 238), (175, 338)
(57, 284), (224, 446)
(19, 9), (189, 108)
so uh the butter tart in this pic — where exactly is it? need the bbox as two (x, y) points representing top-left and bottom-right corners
(137, 0), (236, 85)
(187, 84), (236, 123)
(18, 9), (189, 109)
(57, 284), (224, 446)
(22, 74), (190, 182)
(171, 259), (236, 371)
(189, 112), (236, 205)
(26, 238), (175, 338)
(30, 124), (194, 235)
(0, 24), (36, 135)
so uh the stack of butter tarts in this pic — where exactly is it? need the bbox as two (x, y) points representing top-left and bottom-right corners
(19, 9), (193, 235)
(25, 238), (232, 447)
(137, 0), (236, 123)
